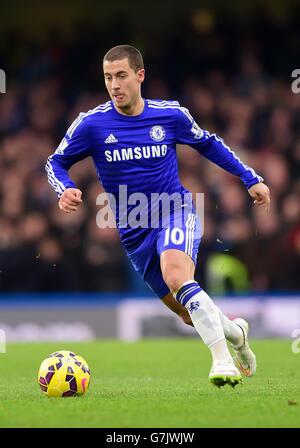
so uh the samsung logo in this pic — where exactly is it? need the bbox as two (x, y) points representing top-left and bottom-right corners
(104, 145), (168, 162)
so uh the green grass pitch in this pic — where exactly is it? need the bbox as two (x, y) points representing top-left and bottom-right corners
(0, 339), (299, 428)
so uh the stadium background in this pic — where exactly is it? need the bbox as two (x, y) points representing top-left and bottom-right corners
(0, 0), (299, 342)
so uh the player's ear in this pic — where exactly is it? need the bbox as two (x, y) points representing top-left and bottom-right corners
(137, 69), (145, 84)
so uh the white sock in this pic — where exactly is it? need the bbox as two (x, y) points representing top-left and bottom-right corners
(209, 339), (233, 364)
(215, 308), (244, 347)
(175, 281), (233, 363)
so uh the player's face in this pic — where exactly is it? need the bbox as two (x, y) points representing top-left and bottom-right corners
(103, 58), (145, 113)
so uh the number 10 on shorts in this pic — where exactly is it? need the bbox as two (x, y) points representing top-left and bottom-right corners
(163, 227), (185, 246)
(161, 213), (201, 260)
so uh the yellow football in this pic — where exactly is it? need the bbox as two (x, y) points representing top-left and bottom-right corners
(38, 350), (90, 397)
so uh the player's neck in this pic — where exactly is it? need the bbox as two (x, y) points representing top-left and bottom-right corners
(115, 97), (145, 117)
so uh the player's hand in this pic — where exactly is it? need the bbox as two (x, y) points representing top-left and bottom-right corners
(58, 188), (83, 213)
(248, 182), (270, 213)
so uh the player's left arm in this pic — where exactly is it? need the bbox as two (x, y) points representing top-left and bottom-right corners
(176, 106), (270, 212)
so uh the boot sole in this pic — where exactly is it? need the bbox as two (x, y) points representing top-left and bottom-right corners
(210, 374), (243, 388)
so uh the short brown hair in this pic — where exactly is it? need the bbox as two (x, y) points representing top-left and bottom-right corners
(103, 45), (144, 72)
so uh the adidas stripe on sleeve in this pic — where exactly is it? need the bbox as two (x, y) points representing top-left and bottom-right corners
(45, 114), (91, 197)
(175, 107), (263, 189)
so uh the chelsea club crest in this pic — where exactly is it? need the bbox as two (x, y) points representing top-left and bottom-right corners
(150, 125), (166, 142)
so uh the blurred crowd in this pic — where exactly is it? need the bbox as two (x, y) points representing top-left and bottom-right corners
(0, 19), (300, 295)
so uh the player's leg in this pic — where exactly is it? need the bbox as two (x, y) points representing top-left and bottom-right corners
(160, 250), (236, 352)
(160, 247), (255, 380)
(159, 258), (255, 379)
(157, 206), (243, 386)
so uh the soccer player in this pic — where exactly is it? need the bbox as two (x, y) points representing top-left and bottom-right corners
(46, 45), (270, 387)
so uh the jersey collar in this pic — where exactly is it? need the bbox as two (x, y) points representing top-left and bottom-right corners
(110, 98), (148, 120)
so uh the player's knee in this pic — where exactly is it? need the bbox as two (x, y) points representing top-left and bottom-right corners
(161, 251), (195, 295)
(163, 270), (184, 295)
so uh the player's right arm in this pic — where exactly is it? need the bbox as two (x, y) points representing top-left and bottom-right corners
(45, 114), (90, 213)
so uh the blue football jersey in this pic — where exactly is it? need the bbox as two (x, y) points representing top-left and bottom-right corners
(46, 99), (263, 246)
